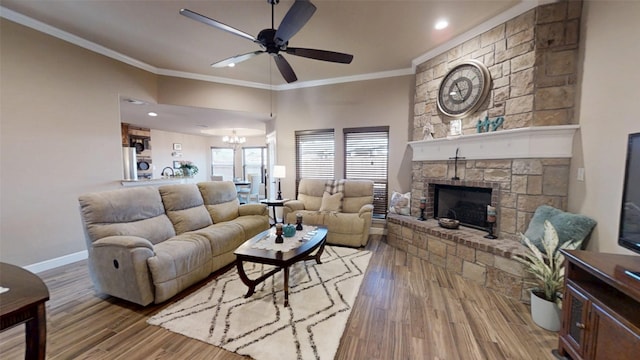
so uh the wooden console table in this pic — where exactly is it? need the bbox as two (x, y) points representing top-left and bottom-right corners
(558, 250), (640, 360)
(0, 263), (50, 360)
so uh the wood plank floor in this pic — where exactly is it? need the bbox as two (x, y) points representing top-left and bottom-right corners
(0, 235), (558, 359)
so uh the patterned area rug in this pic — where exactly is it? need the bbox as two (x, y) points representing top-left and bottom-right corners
(148, 246), (372, 360)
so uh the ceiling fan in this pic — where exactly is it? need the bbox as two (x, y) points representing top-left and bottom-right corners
(180, 0), (354, 83)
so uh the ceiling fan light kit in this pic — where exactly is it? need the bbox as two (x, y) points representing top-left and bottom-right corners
(180, 0), (353, 83)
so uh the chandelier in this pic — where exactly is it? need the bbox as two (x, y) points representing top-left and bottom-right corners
(222, 130), (246, 148)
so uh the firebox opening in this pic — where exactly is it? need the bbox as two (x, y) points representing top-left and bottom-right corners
(434, 184), (492, 231)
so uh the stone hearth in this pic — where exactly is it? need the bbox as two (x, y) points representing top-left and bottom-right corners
(387, 214), (530, 301)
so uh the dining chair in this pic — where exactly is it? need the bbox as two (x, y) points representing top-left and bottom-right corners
(237, 174), (261, 204)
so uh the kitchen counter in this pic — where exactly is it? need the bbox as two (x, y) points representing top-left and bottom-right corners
(121, 177), (194, 187)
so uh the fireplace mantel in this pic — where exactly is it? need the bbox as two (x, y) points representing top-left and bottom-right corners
(408, 125), (579, 161)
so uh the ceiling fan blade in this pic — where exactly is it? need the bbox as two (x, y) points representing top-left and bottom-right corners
(273, 55), (298, 83)
(180, 8), (257, 43)
(274, 0), (317, 47)
(211, 51), (265, 68)
(285, 47), (354, 64)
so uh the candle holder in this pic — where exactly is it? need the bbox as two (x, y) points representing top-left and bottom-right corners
(485, 221), (497, 239)
(485, 205), (497, 239)
(296, 213), (303, 231)
(417, 197), (427, 221)
(275, 224), (284, 243)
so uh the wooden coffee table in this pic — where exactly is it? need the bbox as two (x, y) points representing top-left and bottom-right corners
(234, 227), (328, 307)
(0, 263), (50, 360)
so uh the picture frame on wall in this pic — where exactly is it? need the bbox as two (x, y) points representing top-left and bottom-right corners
(173, 143), (182, 151)
(173, 161), (181, 169)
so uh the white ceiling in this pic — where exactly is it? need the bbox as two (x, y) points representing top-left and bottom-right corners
(2, 0), (524, 136)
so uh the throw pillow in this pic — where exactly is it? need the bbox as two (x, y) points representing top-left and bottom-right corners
(523, 205), (597, 253)
(319, 191), (343, 212)
(389, 191), (411, 216)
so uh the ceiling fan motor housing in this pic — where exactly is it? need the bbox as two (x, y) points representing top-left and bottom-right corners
(257, 29), (285, 53)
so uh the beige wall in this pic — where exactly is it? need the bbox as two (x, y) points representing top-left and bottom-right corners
(0, 19), (157, 265)
(568, 1), (640, 255)
(2, 0), (638, 269)
(0, 18), (411, 267)
(150, 129), (267, 181)
(274, 76), (414, 200)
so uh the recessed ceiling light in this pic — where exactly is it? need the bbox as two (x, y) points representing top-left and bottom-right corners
(435, 19), (449, 30)
(228, 63), (235, 68)
(125, 98), (145, 105)
(147, 112), (158, 117)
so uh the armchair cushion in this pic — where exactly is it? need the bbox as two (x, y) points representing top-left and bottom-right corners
(320, 191), (343, 212)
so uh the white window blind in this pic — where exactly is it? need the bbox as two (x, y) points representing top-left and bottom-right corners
(295, 129), (335, 183)
(211, 147), (235, 181)
(344, 127), (389, 218)
(242, 147), (266, 182)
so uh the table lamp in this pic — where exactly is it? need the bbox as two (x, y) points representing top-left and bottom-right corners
(273, 165), (286, 200)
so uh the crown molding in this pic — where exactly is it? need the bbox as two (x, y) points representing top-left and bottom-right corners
(3, 1), (549, 91)
(411, 0), (543, 70)
(1, 6), (157, 74)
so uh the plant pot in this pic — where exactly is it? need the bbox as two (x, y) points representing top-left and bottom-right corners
(530, 289), (562, 331)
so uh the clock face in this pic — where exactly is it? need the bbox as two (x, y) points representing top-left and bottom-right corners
(437, 60), (491, 118)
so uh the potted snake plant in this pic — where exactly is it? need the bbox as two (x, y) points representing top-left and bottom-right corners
(515, 220), (581, 331)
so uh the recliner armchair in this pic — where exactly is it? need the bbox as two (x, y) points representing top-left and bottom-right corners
(283, 178), (374, 247)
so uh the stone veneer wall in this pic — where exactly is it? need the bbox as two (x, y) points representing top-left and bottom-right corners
(387, 214), (531, 301)
(415, 158), (570, 240)
(408, 1), (581, 240)
(384, 2), (582, 302)
(413, 1), (582, 138)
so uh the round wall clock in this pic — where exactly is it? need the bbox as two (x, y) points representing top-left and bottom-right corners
(437, 59), (491, 118)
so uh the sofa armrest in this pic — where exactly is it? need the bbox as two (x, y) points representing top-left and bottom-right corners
(283, 200), (305, 222)
(239, 203), (268, 216)
(93, 235), (154, 250)
(88, 235), (155, 306)
(359, 204), (374, 216)
(284, 200), (305, 212)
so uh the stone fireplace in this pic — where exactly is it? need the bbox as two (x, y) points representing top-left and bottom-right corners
(410, 125), (578, 239)
(386, 1), (583, 302)
(430, 181), (497, 231)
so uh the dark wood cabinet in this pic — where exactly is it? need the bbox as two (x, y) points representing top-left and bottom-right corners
(558, 250), (640, 359)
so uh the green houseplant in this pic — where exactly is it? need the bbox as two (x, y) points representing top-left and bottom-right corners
(515, 220), (581, 331)
(179, 161), (199, 177)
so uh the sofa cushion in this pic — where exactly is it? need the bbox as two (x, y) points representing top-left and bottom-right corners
(523, 205), (597, 252)
(198, 181), (240, 222)
(79, 186), (176, 245)
(159, 184), (212, 234)
(320, 191), (343, 212)
(191, 223), (246, 255)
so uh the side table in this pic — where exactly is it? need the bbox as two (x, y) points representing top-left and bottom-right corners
(0, 262), (49, 360)
(260, 199), (289, 226)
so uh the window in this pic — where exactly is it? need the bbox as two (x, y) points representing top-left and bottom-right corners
(211, 147), (235, 180)
(344, 126), (389, 218)
(295, 129), (335, 187)
(242, 147), (266, 182)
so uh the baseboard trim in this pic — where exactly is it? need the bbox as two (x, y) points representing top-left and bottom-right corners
(25, 229), (385, 273)
(25, 250), (88, 274)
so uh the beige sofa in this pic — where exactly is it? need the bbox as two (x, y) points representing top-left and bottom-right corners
(283, 179), (374, 247)
(78, 181), (269, 306)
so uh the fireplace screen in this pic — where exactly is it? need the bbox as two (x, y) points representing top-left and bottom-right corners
(434, 184), (492, 230)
